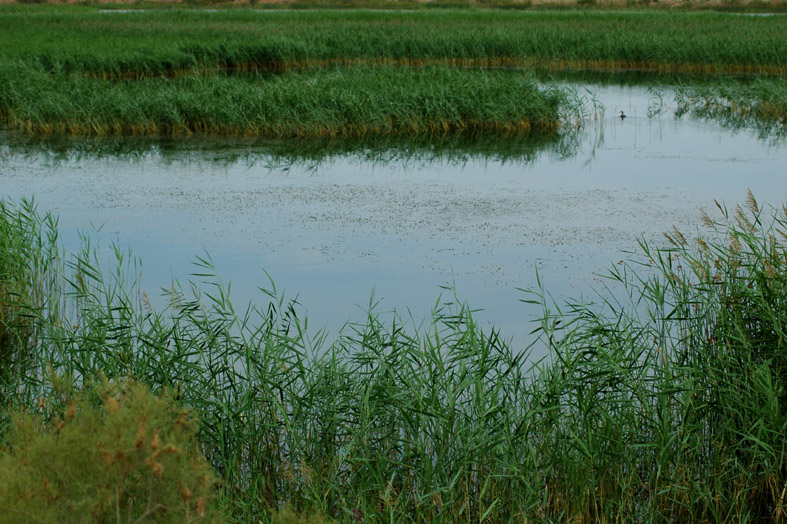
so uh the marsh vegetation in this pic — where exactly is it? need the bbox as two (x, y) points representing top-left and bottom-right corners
(1, 5), (787, 523)
(0, 8), (786, 136)
(2, 194), (787, 522)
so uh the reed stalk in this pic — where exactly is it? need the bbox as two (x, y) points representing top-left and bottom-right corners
(0, 66), (571, 138)
(1, 194), (786, 523)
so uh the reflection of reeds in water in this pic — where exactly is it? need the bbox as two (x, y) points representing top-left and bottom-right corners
(0, 127), (587, 168)
(675, 78), (787, 137)
(2, 193), (787, 523)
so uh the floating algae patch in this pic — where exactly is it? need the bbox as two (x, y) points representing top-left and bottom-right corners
(0, 66), (572, 138)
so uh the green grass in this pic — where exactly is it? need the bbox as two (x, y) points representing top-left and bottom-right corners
(0, 65), (569, 137)
(21, 0), (787, 10)
(675, 77), (787, 135)
(0, 7), (784, 137)
(0, 202), (60, 408)
(1, 6), (787, 517)
(1, 8), (785, 76)
(1, 194), (787, 523)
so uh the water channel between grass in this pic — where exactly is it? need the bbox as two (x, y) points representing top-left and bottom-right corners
(1, 82), (785, 351)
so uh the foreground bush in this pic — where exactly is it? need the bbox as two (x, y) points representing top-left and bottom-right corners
(0, 378), (221, 524)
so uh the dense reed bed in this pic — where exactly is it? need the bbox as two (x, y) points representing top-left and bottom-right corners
(0, 66), (568, 137)
(0, 7), (784, 137)
(1, 8), (785, 76)
(0, 203), (56, 408)
(2, 194), (786, 523)
(6, 0), (787, 10)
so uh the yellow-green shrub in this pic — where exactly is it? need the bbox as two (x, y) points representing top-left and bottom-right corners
(0, 379), (221, 524)
(269, 507), (333, 524)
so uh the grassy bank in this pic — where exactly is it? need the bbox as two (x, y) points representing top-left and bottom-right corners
(2, 195), (786, 523)
(2, 8), (785, 76)
(4, 0), (787, 10)
(0, 7), (784, 137)
(0, 66), (569, 137)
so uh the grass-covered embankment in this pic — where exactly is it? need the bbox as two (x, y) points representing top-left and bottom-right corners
(2, 194), (787, 523)
(2, 8), (786, 76)
(0, 65), (568, 137)
(4, 0), (787, 10)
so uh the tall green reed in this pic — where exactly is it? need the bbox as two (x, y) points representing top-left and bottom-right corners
(675, 78), (787, 137)
(526, 190), (787, 522)
(2, 9), (785, 77)
(0, 200), (61, 411)
(0, 66), (569, 137)
(1, 193), (786, 523)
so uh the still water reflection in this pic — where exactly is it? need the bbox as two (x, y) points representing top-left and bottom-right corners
(1, 83), (785, 346)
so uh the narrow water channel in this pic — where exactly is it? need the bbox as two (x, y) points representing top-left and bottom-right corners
(1, 83), (785, 347)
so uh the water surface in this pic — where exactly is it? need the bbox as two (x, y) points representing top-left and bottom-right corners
(1, 83), (785, 346)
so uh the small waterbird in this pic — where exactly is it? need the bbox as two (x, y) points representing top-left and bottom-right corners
(619, 111), (626, 120)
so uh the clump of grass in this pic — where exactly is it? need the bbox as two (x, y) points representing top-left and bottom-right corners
(0, 376), (221, 524)
(675, 77), (787, 135)
(1, 194), (787, 523)
(2, 9), (785, 77)
(0, 65), (571, 137)
(1, 8), (784, 139)
(524, 190), (787, 521)
(269, 507), (333, 524)
(0, 200), (60, 411)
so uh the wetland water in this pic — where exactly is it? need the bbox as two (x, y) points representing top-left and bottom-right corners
(2, 83), (786, 345)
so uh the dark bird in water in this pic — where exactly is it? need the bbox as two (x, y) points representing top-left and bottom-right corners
(619, 111), (626, 120)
